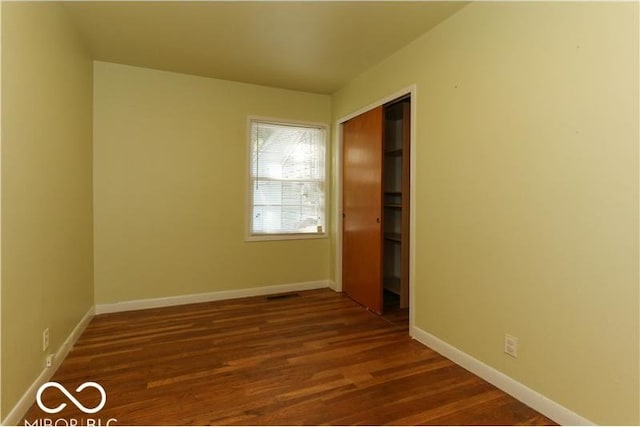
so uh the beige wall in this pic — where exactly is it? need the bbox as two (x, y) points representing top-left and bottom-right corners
(1, 2), (94, 417)
(1, 2), (637, 424)
(332, 2), (639, 424)
(93, 62), (331, 304)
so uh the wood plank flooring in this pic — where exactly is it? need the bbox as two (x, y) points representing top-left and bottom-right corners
(22, 289), (555, 425)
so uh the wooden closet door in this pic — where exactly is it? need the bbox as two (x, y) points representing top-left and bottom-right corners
(342, 106), (383, 314)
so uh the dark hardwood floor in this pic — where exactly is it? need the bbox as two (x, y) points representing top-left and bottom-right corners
(23, 288), (555, 425)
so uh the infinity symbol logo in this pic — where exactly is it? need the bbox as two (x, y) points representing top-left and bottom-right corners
(36, 382), (107, 414)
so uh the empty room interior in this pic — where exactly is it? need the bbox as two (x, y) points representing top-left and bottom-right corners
(1, 1), (639, 425)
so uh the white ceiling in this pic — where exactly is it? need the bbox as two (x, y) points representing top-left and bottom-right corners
(63, 1), (467, 94)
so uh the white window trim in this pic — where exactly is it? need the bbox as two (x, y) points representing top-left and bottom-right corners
(245, 116), (329, 242)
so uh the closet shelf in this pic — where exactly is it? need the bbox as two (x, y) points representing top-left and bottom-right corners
(384, 203), (403, 209)
(384, 148), (403, 157)
(383, 276), (401, 295)
(384, 232), (402, 242)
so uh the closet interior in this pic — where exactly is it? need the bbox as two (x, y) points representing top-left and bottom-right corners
(382, 97), (410, 310)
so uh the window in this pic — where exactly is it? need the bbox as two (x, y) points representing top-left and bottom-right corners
(247, 118), (327, 240)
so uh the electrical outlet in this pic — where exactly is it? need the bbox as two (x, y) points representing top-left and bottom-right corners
(43, 328), (50, 352)
(46, 354), (54, 368)
(504, 333), (518, 358)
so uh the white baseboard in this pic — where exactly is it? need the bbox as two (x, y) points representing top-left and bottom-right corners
(411, 326), (595, 426)
(95, 280), (333, 315)
(2, 306), (95, 426)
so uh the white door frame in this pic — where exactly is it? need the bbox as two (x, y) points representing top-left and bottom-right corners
(333, 85), (417, 336)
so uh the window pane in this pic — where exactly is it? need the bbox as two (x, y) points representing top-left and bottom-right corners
(252, 179), (324, 234)
(250, 120), (326, 237)
(252, 122), (325, 180)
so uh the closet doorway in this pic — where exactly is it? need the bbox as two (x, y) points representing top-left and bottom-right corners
(341, 95), (411, 316)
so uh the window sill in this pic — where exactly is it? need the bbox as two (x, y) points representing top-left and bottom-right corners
(245, 233), (328, 242)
